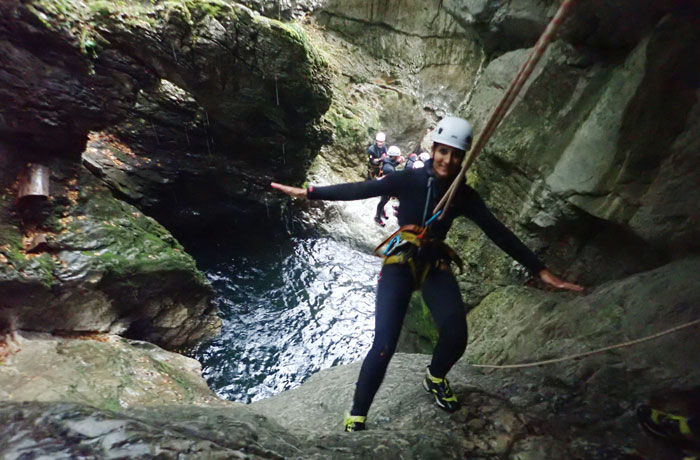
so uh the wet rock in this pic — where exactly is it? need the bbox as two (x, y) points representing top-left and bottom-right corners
(0, 401), (300, 460)
(0, 332), (223, 409)
(0, 154), (220, 349)
(81, 81), (286, 242)
(450, 12), (699, 300)
(444, 0), (694, 55)
(466, 257), (700, 394)
(1, 0), (333, 241)
(444, 0), (554, 54)
(242, 0), (326, 21)
(251, 352), (677, 459)
(0, 0), (156, 157)
(317, 0), (484, 115)
(90, 0), (332, 163)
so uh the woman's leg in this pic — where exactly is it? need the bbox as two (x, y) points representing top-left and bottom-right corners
(375, 195), (390, 219)
(350, 263), (415, 416)
(421, 268), (468, 379)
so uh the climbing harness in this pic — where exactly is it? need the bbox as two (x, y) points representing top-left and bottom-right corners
(373, 178), (463, 287)
(469, 318), (700, 369)
(434, 0), (581, 218)
(373, 224), (463, 288)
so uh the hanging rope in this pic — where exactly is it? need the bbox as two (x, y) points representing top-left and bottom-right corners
(469, 318), (700, 369)
(434, 0), (580, 218)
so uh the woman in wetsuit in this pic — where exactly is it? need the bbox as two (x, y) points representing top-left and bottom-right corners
(271, 116), (582, 432)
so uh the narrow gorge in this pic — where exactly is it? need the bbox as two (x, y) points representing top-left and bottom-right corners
(1, 1), (698, 459)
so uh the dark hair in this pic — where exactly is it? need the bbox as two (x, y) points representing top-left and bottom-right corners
(431, 142), (466, 157)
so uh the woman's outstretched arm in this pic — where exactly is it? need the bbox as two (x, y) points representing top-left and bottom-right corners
(271, 172), (407, 202)
(271, 182), (307, 199)
(538, 269), (583, 291)
(464, 189), (583, 292)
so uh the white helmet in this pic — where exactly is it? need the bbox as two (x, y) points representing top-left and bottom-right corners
(419, 152), (430, 162)
(387, 145), (401, 157)
(432, 116), (473, 151)
(376, 132), (386, 142)
(412, 160), (425, 169)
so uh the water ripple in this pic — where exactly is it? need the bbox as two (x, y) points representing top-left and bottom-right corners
(191, 237), (379, 403)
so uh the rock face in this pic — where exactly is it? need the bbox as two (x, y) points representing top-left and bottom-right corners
(449, 10), (700, 307)
(0, 156), (219, 349)
(89, 0), (332, 163)
(317, 0), (484, 117)
(1, 0), (333, 241)
(80, 83), (287, 241)
(0, 0), (332, 156)
(0, 401), (301, 460)
(243, 0), (326, 21)
(0, 0), (155, 157)
(0, 332), (224, 409)
(0, 0), (335, 344)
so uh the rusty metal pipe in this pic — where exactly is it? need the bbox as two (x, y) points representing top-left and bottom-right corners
(18, 164), (50, 200)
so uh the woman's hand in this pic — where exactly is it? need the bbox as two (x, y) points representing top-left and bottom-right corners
(271, 182), (308, 199)
(538, 269), (583, 292)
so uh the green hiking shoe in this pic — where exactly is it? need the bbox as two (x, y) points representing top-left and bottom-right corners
(422, 367), (459, 412)
(344, 415), (367, 432)
(637, 405), (699, 444)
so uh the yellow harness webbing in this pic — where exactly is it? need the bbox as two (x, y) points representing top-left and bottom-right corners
(373, 225), (464, 287)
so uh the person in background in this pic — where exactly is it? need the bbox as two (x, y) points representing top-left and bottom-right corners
(367, 132), (388, 179)
(405, 153), (419, 170)
(271, 116), (583, 432)
(411, 152), (430, 169)
(374, 145), (401, 226)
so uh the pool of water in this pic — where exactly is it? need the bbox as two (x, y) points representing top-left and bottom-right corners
(190, 235), (379, 403)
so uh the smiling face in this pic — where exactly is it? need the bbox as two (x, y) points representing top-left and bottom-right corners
(431, 143), (465, 179)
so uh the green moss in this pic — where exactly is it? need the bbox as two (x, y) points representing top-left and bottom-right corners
(80, 29), (98, 59)
(277, 22), (308, 48)
(151, 358), (194, 399)
(404, 293), (439, 347)
(0, 221), (57, 287)
(325, 103), (378, 151)
(183, 0), (233, 21)
(100, 397), (122, 412)
(32, 0), (82, 18)
(27, 0), (107, 72)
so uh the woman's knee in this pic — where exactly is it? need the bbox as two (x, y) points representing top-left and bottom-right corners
(368, 341), (397, 361)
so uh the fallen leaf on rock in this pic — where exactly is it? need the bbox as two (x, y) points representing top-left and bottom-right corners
(56, 331), (111, 342)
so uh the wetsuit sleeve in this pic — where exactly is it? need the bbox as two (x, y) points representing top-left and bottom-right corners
(463, 191), (546, 274)
(307, 173), (406, 201)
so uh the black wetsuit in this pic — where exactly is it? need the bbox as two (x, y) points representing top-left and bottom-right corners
(405, 153), (418, 170)
(375, 157), (399, 220)
(307, 159), (545, 416)
(367, 142), (388, 179)
(367, 142), (388, 164)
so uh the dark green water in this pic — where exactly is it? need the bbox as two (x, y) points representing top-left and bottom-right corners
(191, 236), (379, 403)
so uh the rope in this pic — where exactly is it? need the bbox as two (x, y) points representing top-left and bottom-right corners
(434, 0), (581, 218)
(469, 318), (700, 369)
